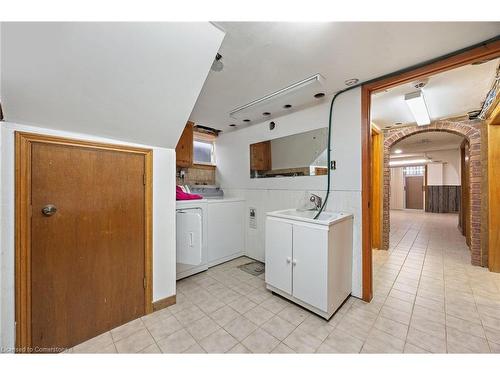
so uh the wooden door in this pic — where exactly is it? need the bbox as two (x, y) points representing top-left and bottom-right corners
(16, 133), (152, 352)
(460, 141), (471, 246)
(405, 176), (424, 209)
(176, 122), (194, 167)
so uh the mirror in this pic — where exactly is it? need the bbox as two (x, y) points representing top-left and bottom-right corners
(249, 128), (328, 178)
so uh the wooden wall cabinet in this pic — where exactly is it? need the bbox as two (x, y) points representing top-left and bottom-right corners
(250, 141), (271, 171)
(176, 122), (194, 168)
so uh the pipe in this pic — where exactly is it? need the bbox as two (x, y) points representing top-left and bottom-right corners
(314, 34), (500, 220)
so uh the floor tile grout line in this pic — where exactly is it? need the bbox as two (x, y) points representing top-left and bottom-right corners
(394, 217), (428, 352)
(358, 217), (423, 353)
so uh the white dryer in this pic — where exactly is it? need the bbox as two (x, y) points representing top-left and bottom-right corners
(176, 199), (208, 280)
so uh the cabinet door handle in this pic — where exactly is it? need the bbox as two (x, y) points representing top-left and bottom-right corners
(292, 259), (297, 266)
(286, 257), (291, 264)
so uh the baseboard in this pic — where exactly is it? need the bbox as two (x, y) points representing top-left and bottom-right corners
(152, 294), (176, 312)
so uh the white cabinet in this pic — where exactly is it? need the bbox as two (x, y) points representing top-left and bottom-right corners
(265, 213), (353, 319)
(265, 220), (293, 295)
(292, 225), (328, 311)
(207, 199), (245, 266)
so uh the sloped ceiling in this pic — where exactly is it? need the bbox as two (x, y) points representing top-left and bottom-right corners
(0, 22), (225, 148)
(190, 22), (500, 132)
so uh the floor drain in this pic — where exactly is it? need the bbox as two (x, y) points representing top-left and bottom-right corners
(238, 261), (265, 276)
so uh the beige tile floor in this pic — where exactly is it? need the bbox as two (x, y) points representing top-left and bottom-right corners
(68, 210), (500, 353)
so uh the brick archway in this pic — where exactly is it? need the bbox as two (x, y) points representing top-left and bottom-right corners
(382, 119), (484, 266)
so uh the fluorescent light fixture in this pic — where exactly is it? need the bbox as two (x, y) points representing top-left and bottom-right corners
(405, 90), (431, 126)
(389, 158), (429, 167)
(393, 149), (403, 154)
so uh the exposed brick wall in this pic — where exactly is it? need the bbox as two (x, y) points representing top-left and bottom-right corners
(382, 119), (485, 266)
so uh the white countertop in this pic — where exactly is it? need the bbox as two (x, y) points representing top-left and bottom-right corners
(176, 197), (244, 208)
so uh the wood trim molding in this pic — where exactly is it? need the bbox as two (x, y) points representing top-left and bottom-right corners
(360, 40), (500, 302)
(192, 163), (217, 170)
(361, 85), (373, 302)
(371, 127), (383, 250)
(15, 131), (154, 352)
(487, 104), (500, 271)
(152, 295), (177, 312)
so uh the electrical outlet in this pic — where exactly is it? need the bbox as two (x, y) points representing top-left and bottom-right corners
(249, 208), (257, 229)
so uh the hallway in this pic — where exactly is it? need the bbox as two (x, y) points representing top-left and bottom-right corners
(371, 210), (500, 352)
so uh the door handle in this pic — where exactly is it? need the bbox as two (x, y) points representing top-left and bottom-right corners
(41, 204), (57, 217)
(189, 232), (194, 247)
(286, 257), (291, 264)
(292, 259), (297, 266)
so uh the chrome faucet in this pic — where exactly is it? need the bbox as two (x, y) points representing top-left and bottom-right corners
(310, 194), (322, 211)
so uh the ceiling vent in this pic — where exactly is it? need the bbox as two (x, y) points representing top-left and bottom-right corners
(228, 74), (326, 123)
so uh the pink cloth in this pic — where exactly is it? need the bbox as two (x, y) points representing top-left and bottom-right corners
(176, 186), (203, 200)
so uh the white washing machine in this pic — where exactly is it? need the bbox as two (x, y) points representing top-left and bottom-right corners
(176, 199), (208, 280)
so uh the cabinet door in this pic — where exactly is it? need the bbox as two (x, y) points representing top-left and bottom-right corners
(292, 225), (328, 311)
(265, 218), (292, 295)
(207, 201), (244, 263)
(175, 122), (193, 167)
(250, 141), (271, 171)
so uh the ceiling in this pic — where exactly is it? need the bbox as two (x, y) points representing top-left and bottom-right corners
(372, 58), (499, 128)
(392, 132), (464, 155)
(1, 22), (224, 148)
(190, 22), (500, 132)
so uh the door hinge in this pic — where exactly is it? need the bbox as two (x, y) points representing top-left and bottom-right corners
(143, 174), (146, 185)
(29, 205), (33, 217)
(143, 277), (147, 289)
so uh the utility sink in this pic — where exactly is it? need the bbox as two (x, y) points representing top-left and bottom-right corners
(265, 207), (353, 319)
(267, 208), (352, 226)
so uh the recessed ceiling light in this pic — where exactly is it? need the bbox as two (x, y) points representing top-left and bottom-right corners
(243, 119), (250, 122)
(344, 78), (359, 86)
(314, 93), (325, 98)
(393, 149), (403, 154)
(229, 124), (236, 127)
(283, 104), (292, 109)
(262, 112), (271, 116)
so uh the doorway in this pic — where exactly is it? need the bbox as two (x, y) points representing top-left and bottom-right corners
(15, 132), (153, 353)
(361, 39), (500, 302)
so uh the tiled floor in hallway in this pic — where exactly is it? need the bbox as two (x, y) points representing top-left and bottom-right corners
(69, 210), (500, 353)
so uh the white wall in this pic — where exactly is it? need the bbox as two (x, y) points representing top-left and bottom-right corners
(427, 163), (444, 186)
(216, 88), (363, 297)
(0, 122), (176, 351)
(0, 22), (224, 148)
(426, 149), (461, 185)
(390, 167), (405, 210)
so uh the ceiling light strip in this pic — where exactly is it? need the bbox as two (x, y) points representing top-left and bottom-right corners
(229, 74), (325, 118)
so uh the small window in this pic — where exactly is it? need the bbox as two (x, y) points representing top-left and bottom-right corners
(193, 140), (216, 165)
(403, 165), (425, 176)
